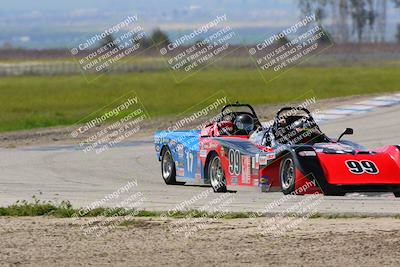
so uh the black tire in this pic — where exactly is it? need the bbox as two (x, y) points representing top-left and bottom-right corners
(207, 153), (227, 192)
(161, 147), (177, 185)
(394, 192), (400, 198)
(279, 154), (296, 195)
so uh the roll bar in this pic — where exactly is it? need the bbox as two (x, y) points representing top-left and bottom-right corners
(276, 106), (312, 118)
(220, 102), (261, 127)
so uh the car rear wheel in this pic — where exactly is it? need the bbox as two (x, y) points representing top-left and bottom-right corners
(394, 192), (400, 198)
(208, 154), (227, 192)
(279, 154), (296, 195)
(161, 147), (177, 185)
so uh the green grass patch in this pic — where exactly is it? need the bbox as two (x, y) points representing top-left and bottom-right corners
(0, 197), (161, 218)
(0, 203), (254, 219)
(0, 67), (399, 132)
(0, 196), (73, 217)
(0, 197), (258, 219)
(0, 197), (398, 219)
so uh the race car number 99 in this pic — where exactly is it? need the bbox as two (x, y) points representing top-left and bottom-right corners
(229, 149), (241, 175)
(345, 160), (379, 174)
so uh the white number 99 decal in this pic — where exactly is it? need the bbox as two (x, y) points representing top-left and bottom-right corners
(345, 160), (379, 174)
(228, 149), (241, 175)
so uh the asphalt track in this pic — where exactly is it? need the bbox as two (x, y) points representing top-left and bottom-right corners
(1, 104), (400, 216)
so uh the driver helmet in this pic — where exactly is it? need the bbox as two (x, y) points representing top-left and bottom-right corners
(234, 114), (254, 134)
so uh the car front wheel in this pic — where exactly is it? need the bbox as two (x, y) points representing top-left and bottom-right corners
(279, 154), (296, 195)
(161, 147), (177, 184)
(208, 154), (227, 192)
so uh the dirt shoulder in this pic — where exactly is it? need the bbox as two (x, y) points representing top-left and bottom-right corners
(0, 94), (372, 149)
(1, 216), (399, 266)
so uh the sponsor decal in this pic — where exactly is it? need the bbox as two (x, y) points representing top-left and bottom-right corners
(260, 176), (269, 184)
(260, 176), (271, 192)
(195, 154), (201, 180)
(266, 153), (276, 160)
(195, 172), (201, 181)
(155, 137), (169, 145)
(176, 144), (184, 158)
(255, 154), (260, 169)
(199, 149), (207, 158)
(185, 151), (194, 174)
(259, 153), (276, 165)
(241, 155), (251, 185)
(259, 156), (268, 165)
(231, 176), (238, 185)
(176, 167), (184, 177)
(170, 140), (177, 146)
(210, 143), (218, 149)
(201, 142), (218, 150)
(155, 145), (161, 152)
(218, 125), (233, 135)
(220, 147), (226, 157)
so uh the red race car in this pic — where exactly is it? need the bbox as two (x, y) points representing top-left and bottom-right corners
(154, 103), (400, 197)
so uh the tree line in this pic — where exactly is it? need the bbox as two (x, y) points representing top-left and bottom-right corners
(99, 28), (171, 50)
(299, 0), (400, 43)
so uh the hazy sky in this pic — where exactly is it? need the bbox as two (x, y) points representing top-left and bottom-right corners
(1, 0), (398, 30)
(0, 0), (399, 48)
(0, 0), (299, 29)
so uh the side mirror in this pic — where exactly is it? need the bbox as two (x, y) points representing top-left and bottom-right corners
(338, 128), (353, 142)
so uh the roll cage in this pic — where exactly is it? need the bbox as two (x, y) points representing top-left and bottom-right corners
(219, 102), (262, 128)
(256, 107), (331, 146)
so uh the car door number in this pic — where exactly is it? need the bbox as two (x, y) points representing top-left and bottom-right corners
(228, 149), (241, 175)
